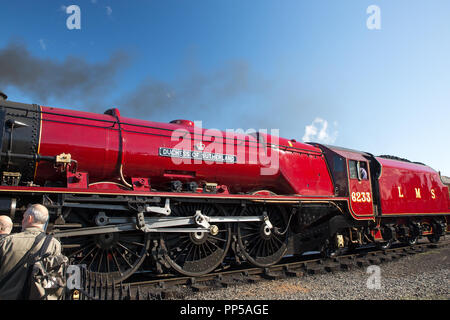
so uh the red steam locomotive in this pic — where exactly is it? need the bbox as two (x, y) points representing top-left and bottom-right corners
(0, 92), (448, 281)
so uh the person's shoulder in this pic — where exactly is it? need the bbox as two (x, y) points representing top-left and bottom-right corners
(5, 230), (47, 246)
(3, 231), (35, 245)
(2, 232), (24, 241)
(49, 235), (61, 244)
(11, 230), (38, 238)
(0, 233), (13, 246)
(0, 232), (26, 251)
(48, 235), (62, 251)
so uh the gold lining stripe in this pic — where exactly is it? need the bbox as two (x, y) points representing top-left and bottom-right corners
(381, 212), (449, 216)
(33, 105), (43, 180)
(0, 187), (347, 200)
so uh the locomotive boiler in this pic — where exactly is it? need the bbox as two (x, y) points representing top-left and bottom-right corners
(0, 92), (448, 281)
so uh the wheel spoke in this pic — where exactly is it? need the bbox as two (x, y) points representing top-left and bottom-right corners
(88, 249), (100, 270)
(116, 246), (134, 268)
(62, 228), (149, 282)
(97, 250), (104, 272)
(240, 232), (260, 239)
(120, 239), (146, 247)
(67, 242), (95, 259)
(237, 205), (288, 267)
(200, 244), (208, 259)
(272, 234), (284, 245)
(208, 235), (227, 243)
(111, 249), (123, 275)
(207, 239), (220, 250)
(161, 203), (231, 276)
(204, 240), (215, 254)
(185, 243), (195, 262)
(78, 246), (97, 264)
(106, 250), (111, 273)
(116, 241), (141, 259)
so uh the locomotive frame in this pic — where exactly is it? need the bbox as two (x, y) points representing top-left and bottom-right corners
(0, 95), (448, 282)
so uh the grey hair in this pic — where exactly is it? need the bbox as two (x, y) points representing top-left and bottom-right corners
(24, 204), (49, 225)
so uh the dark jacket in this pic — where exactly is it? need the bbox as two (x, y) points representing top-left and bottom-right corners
(0, 227), (61, 300)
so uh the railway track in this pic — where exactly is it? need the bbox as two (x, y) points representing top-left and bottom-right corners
(67, 237), (450, 300)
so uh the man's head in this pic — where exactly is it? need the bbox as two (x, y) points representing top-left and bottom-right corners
(0, 215), (13, 235)
(22, 204), (49, 231)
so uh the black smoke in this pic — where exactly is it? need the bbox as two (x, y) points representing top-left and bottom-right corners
(117, 60), (268, 120)
(0, 41), (270, 125)
(0, 41), (129, 106)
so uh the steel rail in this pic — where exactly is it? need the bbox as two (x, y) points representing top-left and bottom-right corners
(70, 237), (450, 300)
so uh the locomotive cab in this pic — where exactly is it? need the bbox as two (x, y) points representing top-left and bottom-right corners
(310, 143), (382, 220)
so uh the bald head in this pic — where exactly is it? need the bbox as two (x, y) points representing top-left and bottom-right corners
(0, 215), (13, 235)
(22, 204), (49, 231)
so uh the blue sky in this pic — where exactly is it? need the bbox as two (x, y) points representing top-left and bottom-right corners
(0, 0), (449, 176)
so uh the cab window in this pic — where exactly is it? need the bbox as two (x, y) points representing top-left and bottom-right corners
(349, 160), (358, 179)
(349, 160), (369, 180)
(359, 162), (368, 180)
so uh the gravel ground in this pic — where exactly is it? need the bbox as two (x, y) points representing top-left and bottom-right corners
(182, 244), (450, 300)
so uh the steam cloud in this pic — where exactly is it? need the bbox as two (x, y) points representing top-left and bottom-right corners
(302, 117), (338, 144)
